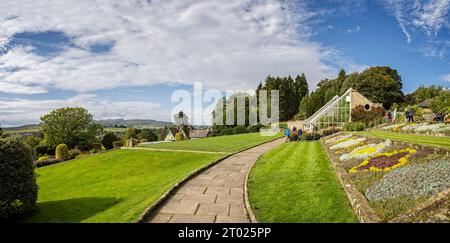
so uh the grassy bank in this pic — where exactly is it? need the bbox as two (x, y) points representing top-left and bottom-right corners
(248, 141), (357, 223)
(139, 133), (282, 152)
(357, 131), (450, 149)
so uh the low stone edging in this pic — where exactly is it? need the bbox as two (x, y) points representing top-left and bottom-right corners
(389, 187), (450, 223)
(244, 154), (263, 223)
(135, 136), (283, 223)
(320, 135), (381, 223)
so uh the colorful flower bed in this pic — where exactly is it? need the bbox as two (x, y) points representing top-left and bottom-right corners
(339, 140), (392, 161)
(378, 122), (450, 135)
(329, 137), (366, 150)
(365, 158), (450, 201)
(325, 134), (353, 144)
(349, 148), (416, 173)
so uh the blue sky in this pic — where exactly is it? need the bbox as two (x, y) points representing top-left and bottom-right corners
(0, 0), (449, 126)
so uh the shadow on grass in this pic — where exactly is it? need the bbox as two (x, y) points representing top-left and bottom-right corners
(23, 197), (123, 223)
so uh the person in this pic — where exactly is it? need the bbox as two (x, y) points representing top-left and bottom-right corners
(408, 108), (415, 122)
(387, 110), (392, 123)
(292, 127), (298, 142)
(393, 109), (397, 123)
(297, 128), (303, 142)
(284, 127), (291, 143)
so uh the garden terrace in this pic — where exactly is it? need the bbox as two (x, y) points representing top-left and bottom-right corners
(18, 133), (280, 222)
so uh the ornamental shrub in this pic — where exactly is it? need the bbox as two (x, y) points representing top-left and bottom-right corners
(175, 133), (184, 141)
(91, 142), (103, 151)
(112, 141), (124, 148)
(220, 128), (234, 136)
(302, 132), (321, 140)
(248, 124), (264, 133)
(0, 137), (38, 219)
(34, 145), (48, 157)
(55, 144), (69, 161)
(233, 126), (248, 134)
(140, 139), (148, 143)
(102, 132), (120, 150)
(68, 149), (82, 160)
(321, 128), (340, 137)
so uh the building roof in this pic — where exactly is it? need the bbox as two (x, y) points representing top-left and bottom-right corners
(418, 99), (431, 108)
(189, 129), (210, 138)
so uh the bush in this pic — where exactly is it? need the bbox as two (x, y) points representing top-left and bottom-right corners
(248, 124), (264, 133)
(34, 145), (48, 157)
(344, 122), (366, 131)
(233, 126), (248, 134)
(34, 158), (62, 168)
(24, 136), (41, 148)
(136, 129), (157, 142)
(302, 132), (321, 140)
(0, 137), (38, 219)
(68, 149), (82, 160)
(140, 139), (148, 143)
(220, 128), (234, 136)
(112, 141), (124, 148)
(102, 132), (120, 150)
(91, 142), (103, 151)
(175, 133), (185, 141)
(55, 144), (69, 161)
(321, 128), (340, 137)
(38, 155), (50, 161)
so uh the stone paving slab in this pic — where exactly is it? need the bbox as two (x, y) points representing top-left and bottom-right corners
(148, 138), (284, 223)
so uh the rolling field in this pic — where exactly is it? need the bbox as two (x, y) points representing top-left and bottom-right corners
(248, 141), (357, 223)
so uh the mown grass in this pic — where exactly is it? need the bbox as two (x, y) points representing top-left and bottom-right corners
(248, 141), (357, 223)
(22, 133), (280, 222)
(357, 131), (450, 149)
(139, 133), (282, 152)
(22, 150), (222, 223)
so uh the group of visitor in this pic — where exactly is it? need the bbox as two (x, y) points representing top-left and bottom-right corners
(284, 127), (303, 143)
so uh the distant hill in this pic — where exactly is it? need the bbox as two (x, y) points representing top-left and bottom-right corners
(95, 119), (173, 127)
(2, 119), (173, 134)
(2, 124), (40, 131)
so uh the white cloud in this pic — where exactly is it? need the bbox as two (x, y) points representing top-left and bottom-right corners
(380, 0), (450, 43)
(0, 0), (356, 95)
(443, 74), (450, 82)
(0, 94), (163, 127)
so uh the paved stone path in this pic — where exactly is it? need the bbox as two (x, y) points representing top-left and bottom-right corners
(148, 138), (284, 223)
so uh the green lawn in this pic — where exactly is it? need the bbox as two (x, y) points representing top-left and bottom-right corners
(22, 133), (280, 223)
(23, 150), (222, 223)
(357, 131), (450, 149)
(139, 133), (282, 152)
(248, 141), (357, 223)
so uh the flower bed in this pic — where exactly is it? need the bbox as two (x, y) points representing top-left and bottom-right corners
(330, 137), (366, 150)
(339, 140), (392, 161)
(325, 134), (353, 144)
(349, 148), (416, 173)
(365, 158), (450, 201)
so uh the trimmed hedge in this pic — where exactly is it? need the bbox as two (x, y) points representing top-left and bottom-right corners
(302, 132), (321, 140)
(55, 144), (69, 161)
(233, 126), (248, 134)
(0, 137), (38, 219)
